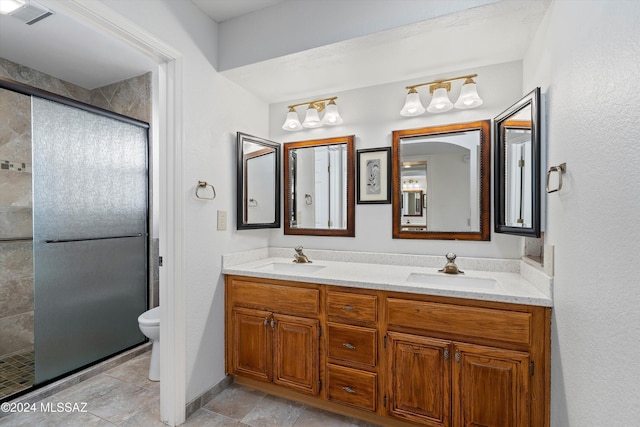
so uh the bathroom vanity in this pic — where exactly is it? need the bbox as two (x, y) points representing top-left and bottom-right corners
(223, 252), (551, 427)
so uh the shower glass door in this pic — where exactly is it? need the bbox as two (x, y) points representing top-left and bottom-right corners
(32, 98), (148, 384)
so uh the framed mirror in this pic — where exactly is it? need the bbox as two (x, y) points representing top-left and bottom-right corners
(236, 132), (281, 230)
(284, 135), (355, 237)
(392, 121), (491, 240)
(494, 88), (541, 237)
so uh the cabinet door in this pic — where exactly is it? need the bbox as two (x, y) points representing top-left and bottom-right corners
(273, 314), (320, 395)
(231, 307), (273, 382)
(452, 343), (530, 427)
(387, 332), (451, 427)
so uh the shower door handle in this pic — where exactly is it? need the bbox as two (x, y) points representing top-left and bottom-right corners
(45, 233), (144, 243)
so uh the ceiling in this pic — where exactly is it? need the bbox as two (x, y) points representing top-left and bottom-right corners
(0, 0), (549, 101)
(191, 0), (286, 23)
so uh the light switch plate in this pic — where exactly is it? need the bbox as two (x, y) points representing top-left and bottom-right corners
(217, 210), (227, 231)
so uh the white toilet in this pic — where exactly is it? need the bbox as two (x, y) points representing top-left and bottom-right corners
(138, 306), (160, 381)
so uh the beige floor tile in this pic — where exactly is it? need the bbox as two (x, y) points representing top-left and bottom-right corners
(0, 407), (114, 427)
(184, 408), (249, 426)
(293, 406), (382, 427)
(104, 352), (159, 392)
(203, 383), (266, 421)
(240, 394), (305, 427)
(45, 373), (157, 425)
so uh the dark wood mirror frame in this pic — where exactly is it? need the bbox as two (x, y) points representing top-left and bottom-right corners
(392, 121), (491, 241)
(236, 132), (281, 230)
(494, 88), (541, 237)
(284, 135), (355, 237)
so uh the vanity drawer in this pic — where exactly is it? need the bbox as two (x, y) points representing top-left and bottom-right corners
(386, 298), (532, 346)
(327, 291), (377, 324)
(327, 364), (377, 412)
(327, 323), (377, 369)
(228, 277), (320, 317)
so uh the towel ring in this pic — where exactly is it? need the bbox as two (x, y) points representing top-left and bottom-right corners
(195, 181), (216, 200)
(546, 163), (566, 193)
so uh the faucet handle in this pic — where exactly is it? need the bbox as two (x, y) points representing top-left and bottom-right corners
(440, 252), (463, 274)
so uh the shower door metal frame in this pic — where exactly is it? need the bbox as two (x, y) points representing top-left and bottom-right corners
(0, 76), (152, 390)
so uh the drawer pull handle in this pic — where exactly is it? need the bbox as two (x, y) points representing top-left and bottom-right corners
(342, 305), (355, 311)
(342, 386), (356, 394)
(343, 343), (356, 350)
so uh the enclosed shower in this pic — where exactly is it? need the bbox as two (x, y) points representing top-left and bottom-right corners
(0, 77), (149, 400)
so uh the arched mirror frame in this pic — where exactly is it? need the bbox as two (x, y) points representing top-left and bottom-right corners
(392, 121), (491, 241)
(284, 135), (355, 237)
(494, 87), (541, 237)
(236, 132), (281, 230)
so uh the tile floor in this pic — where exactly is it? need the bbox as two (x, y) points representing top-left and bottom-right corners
(0, 352), (381, 426)
(0, 349), (34, 399)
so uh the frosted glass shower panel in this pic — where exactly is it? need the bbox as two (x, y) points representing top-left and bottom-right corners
(31, 98), (147, 239)
(33, 237), (146, 383)
(32, 98), (148, 384)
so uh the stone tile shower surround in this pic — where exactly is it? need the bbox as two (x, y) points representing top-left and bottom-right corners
(0, 57), (155, 399)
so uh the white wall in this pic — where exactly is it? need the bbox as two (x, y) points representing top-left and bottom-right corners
(98, 0), (271, 403)
(524, 0), (640, 425)
(269, 61), (524, 259)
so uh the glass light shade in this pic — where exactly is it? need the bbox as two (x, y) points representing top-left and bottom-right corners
(302, 106), (322, 128)
(454, 80), (483, 109)
(0, 0), (25, 14)
(282, 109), (302, 131)
(427, 87), (453, 113)
(400, 90), (425, 116)
(321, 101), (343, 125)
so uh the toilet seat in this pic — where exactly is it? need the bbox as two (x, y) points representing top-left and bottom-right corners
(138, 306), (160, 326)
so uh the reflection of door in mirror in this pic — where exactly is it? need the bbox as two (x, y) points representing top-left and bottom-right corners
(236, 132), (280, 230)
(504, 119), (532, 228)
(284, 135), (355, 237)
(401, 161), (427, 231)
(392, 121), (490, 241)
(244, 143), (276, 224)
(494, 87), (541, 238)
(290, 145), (347, 229)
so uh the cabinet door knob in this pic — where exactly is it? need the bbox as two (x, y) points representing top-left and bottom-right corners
(342, 386), (356, 394)
(343, 343), (356, 350)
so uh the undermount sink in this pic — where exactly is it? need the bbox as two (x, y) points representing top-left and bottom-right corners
(255, 262), (326, 274)
(406, 273), (498, 290)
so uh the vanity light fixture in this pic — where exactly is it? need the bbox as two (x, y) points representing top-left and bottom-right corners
(400, 74), (483, 117)
(282, 97), (343, 131)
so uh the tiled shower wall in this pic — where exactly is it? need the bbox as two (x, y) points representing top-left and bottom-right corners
(0, 57), (157, 357)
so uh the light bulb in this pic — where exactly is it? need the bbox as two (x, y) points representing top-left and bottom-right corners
(427, 86), (453, 113)
(400, 89), (425, 116)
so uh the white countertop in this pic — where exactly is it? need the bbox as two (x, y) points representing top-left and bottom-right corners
(222, 253), (553, 307)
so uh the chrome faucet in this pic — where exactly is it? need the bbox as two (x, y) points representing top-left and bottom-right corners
(293, 246), (312, 263)
(438, 252), (464, 274)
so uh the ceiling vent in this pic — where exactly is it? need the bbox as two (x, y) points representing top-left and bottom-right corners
(8, 1), (53, 25)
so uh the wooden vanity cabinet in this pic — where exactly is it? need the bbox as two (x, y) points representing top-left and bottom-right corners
(326, 290), (379, 412)
(226, 276), (321, 396)
(225, 275), (550, 427)
(385, 295), (549, 427)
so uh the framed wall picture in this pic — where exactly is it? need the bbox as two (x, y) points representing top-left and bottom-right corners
(357, 147), (392, 204)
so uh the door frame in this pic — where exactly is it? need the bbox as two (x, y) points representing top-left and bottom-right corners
(42, 0), (186, 424)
